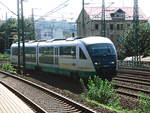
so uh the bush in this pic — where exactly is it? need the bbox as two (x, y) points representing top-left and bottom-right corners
(2, 63), (16, 73)
(0, 53), (10, 58)
(138, 92), (150, 113)
(83, 76), (120, 107)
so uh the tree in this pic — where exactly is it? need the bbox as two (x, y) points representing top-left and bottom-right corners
(117, 23), (150, 59)
(0, 18), (35, 52)
(0, 18), (17, 52)
(24, 18), (35, 40)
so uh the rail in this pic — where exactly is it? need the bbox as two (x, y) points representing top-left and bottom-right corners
(0, 70), (96, 113)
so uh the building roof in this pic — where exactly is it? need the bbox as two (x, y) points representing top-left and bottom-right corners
(84, 7), (148, 21)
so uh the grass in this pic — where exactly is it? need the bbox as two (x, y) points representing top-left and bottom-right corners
(63, 90), (73, 94)
(138, 92), (150, 113)
(85, 98), (138, 113)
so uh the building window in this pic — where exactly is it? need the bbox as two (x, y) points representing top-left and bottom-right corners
(117, 24), (123, 30)
(110, 24), (113, 30)
(120, 24), (123, 30)
(117, 24), (120, 30)
(127, 24), (130, 27)
(110, 13), (114, 17)
(44, 33), (47, 37)
(116, 15), (119, 17)
(95, 24), (99, 30)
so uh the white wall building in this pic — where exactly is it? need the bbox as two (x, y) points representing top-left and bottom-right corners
(35, 20), (76, 40)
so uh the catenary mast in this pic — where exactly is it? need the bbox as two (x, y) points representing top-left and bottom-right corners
(101, 0), (106, 37)
(133, 0), (140, 61)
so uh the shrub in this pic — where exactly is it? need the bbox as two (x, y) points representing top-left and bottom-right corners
(2, 63), (16, 73)
(138, 92), (150, 113)
(83, 76), (120, 107)
(0, 53), (10, 58)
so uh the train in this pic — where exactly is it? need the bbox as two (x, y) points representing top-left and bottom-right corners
(10, 36), (117, 80)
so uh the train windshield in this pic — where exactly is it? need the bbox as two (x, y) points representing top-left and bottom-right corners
(87, 43), (116, 56)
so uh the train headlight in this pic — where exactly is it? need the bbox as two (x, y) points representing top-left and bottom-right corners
(94, 62), (98, 65)
(111, 61), (115, 64)
(94, 62), (100, 65)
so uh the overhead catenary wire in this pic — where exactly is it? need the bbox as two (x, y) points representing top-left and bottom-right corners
(0, 0), (72, 21)
(0, 1), (17, 16)
(44, 0), (70, 16)
(35, 0), (71, 22)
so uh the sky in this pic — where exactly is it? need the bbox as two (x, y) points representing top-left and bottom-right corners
(0, 0), (150, 21)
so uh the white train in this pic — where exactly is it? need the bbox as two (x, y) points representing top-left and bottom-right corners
(11, 36), (117, 79)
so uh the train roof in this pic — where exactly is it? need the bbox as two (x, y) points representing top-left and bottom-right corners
(11, 41), (39, 47)
(79, 36), (113, 45)
(11, 36), (113, 47)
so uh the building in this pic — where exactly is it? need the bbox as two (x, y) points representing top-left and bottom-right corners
(76, 7), (148, 45)
(35, 20), (76, 40)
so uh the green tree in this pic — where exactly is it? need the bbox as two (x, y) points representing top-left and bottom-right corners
(117, 23), (150, 59)
(0, 18), (35, 52)
(0, 18), (17, 52)
(24, 18), (35, 40)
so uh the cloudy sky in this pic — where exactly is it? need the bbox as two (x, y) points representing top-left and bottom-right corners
(0, 0), (150, 21)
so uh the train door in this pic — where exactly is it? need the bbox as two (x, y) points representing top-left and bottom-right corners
(54, 47), (59, 65)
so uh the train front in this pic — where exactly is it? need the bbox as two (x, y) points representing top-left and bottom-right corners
(87, 43), (117, 79)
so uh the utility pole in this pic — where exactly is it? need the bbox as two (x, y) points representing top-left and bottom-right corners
(82, 0), (85, 37)
(133, 0), (140, 62)
(101, 0), (106, 37)
(21, 0), (25, 74)
(17, 0), (21, 73)
(32, 8), (35, 40)
(5, 12), (8, 49)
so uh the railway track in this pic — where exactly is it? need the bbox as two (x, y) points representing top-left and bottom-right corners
(118, 67), (150, 76)
(115, 84), (150, 98)
(114, 75), (150, 86)
(113, 72), (150, 98)
(0, 70), (96, 113)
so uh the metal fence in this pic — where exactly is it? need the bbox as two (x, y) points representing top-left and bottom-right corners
(118, 60), (150, 70)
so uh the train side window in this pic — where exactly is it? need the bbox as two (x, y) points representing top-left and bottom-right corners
(60, 46), (76, 59)
(25, 47), (36, 54)
(49, 47), (54, 55)
(25, 47), (36, 62)
(12, 47), (18, 55)
(39, 47), (49, 55)
(79, 48), (86, 59)
(39, 47), (54, 64)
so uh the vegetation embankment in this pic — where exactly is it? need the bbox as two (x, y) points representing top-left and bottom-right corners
(81, 76), (150, 113)
(1, 63), (16, 74)
(0, 53), (15, 73)
(0, 53), (10, 59)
